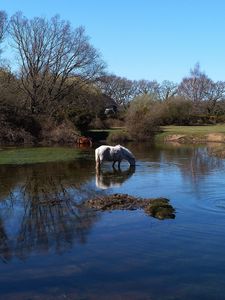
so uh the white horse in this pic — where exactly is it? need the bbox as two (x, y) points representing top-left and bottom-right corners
(95, 145), (135, 170)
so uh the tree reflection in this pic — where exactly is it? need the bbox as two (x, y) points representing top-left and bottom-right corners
(207, 143), (225, 159)
(150, 143), (224, 179)
(0, 218), (11, 263)
(0, 161), (99, 261)
(17, 169), (100, 259)
(96, 166), (135, 189)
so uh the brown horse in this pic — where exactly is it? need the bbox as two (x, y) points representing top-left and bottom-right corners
(77, 136), (92, 147)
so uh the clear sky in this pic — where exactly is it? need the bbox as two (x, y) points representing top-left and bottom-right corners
(1, 0), (225, 83)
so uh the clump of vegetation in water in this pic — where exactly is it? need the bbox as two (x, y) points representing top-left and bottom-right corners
(144, 198), (175, 220)
(84, 193), (175, 220)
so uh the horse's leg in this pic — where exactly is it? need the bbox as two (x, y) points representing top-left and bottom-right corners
(96, 155), (101, 171)
(118, 160), (121, 169)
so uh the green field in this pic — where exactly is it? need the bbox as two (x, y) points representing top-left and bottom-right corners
(156, 125), (225, 143)
(162, 125), (225, 134)
(0, 147), (83, 165)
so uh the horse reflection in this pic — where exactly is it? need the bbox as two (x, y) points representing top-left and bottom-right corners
(96, 166), (135, 189)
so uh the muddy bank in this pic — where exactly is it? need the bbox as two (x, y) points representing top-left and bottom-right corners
(84, 193), (175, 220)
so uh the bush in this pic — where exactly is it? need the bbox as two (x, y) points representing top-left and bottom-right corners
(216, 115), (225, 123)
(107, 131), (131, 143)
(158, 97), (193, 125)
(67, 109), (94, 131)
(89, 117), (107, 129)
(0, 122), (34, 145)
(125, 94), (160, 141)
(7, 114), (42, 137)
(104, 118), (125, 128)
(40, 119), (79, 145)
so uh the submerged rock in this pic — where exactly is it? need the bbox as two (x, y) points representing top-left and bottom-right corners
(84, 193), (175, 220)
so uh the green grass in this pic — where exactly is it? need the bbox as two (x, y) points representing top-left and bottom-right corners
(162, 125), (225, 134)
(155, 125), (225, 142)
(0, 147), (82, 165)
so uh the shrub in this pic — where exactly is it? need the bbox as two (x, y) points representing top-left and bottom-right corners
(7, 114), (42, 137)
(89, 117), (107, 129)
(216, 115), (225, 123)
(66, 108), (94, 131)
(0, 122), (34, 145)
(159, 97), (193, 125)
(104, 118), (125, 128)
(40, 119), (79, 145)
(125, 94), (160, 141)
(107, 131), (131, 143)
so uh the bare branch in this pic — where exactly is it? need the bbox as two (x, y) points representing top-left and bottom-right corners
(9, 12), (105, 114)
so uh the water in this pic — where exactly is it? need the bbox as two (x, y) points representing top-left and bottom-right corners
(1, 143), (225, 299)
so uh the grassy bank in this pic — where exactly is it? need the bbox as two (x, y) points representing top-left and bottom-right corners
(88, 125), (225, 144)
(0, 147), (83, 165)
(155, 125), (225, 143)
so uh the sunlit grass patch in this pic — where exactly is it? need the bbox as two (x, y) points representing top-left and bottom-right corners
(162, 125), (225, 134)
(155, 125), (225, 143)
(0, 147), (83, 165)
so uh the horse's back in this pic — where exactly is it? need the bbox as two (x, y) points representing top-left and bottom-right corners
(95, 145), (111, 161)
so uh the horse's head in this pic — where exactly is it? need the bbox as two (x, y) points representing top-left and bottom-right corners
(120, 146), (136, 166)
(128, 157), (136, 166)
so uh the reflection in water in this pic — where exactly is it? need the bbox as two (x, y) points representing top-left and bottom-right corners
(0, 161), (99, 262)
(183, 147), (222, 180)
(1, 144), (225, 299)
(96, 166), (135, 189)
(0, 144), (224, 262)
(16, 171), (98, 260)
(151, 143), (224, 180)
(0, 218), (11, 263)
(207, 142), (225, 159)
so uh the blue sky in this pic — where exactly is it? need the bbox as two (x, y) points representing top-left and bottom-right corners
(1, 0), (225, 83)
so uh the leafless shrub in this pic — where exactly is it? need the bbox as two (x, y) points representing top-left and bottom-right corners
(40, 118), (79, 145)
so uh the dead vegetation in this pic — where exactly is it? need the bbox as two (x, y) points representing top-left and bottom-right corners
(84, 193), (175, 220)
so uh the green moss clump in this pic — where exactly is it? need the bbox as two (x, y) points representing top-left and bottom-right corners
(144, 198), (175, 219)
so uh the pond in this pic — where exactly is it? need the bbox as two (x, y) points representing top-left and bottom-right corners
(1, 143), (225, 299)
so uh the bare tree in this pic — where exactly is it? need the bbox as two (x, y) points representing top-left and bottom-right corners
(159, 80), (178, 101)
(134, 79), (160, 99)
(9, 12), (105, 115)
(178, 63), (211, 103)
(0, 11), (7, 52)
(178, 63), (225, 114)
(97, 74), (136, 106)
(204, 81), (225, 114)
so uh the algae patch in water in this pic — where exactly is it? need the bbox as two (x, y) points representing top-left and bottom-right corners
(0, 147), (83, 165)
(85, 193), (175, 220)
